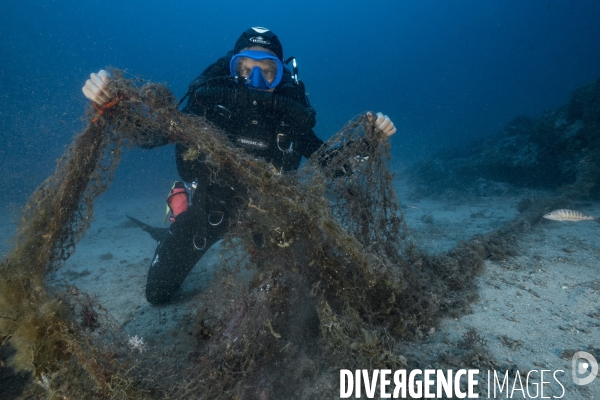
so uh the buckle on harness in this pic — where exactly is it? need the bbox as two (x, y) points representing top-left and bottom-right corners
(276, 133), (294, 154)
(214, 104), (232, 119)
(185, 181), (198, 205)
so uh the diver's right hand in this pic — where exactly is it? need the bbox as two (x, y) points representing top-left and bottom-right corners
(82, 70), (113, 106)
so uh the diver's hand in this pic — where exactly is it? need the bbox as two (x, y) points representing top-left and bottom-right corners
(82, 70), (114, 106)
(368, 112), (396, 137)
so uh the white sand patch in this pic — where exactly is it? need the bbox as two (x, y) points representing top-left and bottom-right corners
(396, 177), (600, 398)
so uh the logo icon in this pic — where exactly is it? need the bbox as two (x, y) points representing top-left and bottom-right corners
(249, 36), (270, 46)
(572, 351), (598, 385)
(251, 27), (270, 34)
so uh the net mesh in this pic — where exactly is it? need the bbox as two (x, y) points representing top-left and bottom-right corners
(0, 71), (504, 398)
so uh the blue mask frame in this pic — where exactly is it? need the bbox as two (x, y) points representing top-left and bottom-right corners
(230, 50), (284, 90)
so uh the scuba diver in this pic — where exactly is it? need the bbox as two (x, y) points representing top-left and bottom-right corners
(82, 27), (396, 305)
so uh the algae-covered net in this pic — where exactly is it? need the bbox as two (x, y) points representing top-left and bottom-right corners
(0, 71), (485, 398)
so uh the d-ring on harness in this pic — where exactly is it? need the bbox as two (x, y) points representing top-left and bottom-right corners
(193, 235), (206, 251)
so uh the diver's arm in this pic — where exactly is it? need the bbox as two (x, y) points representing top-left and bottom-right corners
(135, 56), (234, 149)
(296, 129), (351, 176)
(304, 111), (396, 176)
(297, 129), (325, 159)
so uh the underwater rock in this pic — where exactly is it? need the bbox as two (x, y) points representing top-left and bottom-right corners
(408, 77), (600, 200)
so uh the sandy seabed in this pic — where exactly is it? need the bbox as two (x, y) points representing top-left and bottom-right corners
(1, 174), (599, 399)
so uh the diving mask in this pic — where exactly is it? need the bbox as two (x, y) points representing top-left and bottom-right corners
(230, 50), (284, 90)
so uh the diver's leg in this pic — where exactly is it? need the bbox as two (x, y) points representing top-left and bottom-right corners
(145, 207), (225, 305)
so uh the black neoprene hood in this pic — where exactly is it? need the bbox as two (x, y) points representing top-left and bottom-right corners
(233, 27), (284, 61)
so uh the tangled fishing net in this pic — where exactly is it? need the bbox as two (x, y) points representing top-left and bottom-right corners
(1, 70), (499, 398)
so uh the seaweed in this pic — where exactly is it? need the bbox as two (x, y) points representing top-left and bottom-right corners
(0, 70), (492, 398)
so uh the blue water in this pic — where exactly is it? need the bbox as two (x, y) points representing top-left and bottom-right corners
(1, 0), (600, 203)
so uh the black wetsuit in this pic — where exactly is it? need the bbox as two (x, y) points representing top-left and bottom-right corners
(144, 52), (324, 304)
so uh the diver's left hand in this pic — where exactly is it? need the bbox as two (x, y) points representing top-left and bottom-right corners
(368, 112), (396, 137)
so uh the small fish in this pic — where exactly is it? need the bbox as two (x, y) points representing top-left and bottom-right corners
(543, 209), (599, 222)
